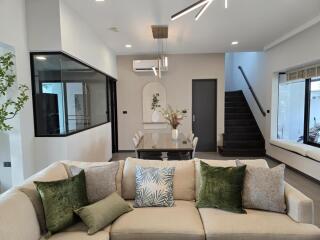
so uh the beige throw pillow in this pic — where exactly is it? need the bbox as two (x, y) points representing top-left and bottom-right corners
(69, 162), (119, 203)
(236, 160), (286, 213)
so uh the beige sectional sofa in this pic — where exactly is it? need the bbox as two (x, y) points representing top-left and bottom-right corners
(1, 158), (320, 240)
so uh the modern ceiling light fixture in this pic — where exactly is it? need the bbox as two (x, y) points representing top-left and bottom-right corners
(231, 41), (239, 45)
(225, 0), (228, 8)
(195, 0), (214, 21)
(152, 66), (158, 76)
(125, 44), (132, 48)
(151, 25), (169, 79)
(171, 0), (214, 21)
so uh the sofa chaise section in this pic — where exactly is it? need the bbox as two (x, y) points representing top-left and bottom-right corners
(199, 208), (320, 240)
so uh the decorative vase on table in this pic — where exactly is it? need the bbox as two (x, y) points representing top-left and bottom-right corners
(171, 129), (179, 140)
(151, 110), (160, 123)
(161, 105), (187, 140)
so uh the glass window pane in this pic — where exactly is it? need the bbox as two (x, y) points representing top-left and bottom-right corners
(32, 53), (108, 136)
(307, 79), (320, 144)
(33, 54), (66, 136)
(278, 80), (305, 142)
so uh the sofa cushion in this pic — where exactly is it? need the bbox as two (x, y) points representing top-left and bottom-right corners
(75, 192), (133, 235)
(196, 161), (247, 213)
(111, 200), (205, 240)
(122, 158), (195, 200)
(62, 160), (124, 196)
(0, 189), (40, 240)
(199, 208), (320, 240)
(68, 162), (119, 203)
(135, 166), (175, 207)
(48, 222), (110, 240)
(237, 160), (286, 213)
(35, 170), (88, 234)
(195, 159), (269, 200)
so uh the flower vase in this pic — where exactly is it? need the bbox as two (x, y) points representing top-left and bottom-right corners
(172, 129), (179, 140)
(151, 110), (160, 122)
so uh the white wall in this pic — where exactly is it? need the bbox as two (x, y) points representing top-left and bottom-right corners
(225, 22), (320, 181)
(59, 0), (117, 78)
(0, 0), (118, 190)
(26, 0), (62, 52)
(35, 123), (112, 171)
(0, 0), (35, 187)
(117, 54), (225, 150)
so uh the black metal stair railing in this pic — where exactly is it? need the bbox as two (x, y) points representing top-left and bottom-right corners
(238, 66), (266, 117)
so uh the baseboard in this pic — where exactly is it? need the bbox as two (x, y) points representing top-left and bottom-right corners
(266, 154), (320, 185)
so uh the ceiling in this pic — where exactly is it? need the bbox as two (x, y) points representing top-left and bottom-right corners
(64, 0), (320, 55)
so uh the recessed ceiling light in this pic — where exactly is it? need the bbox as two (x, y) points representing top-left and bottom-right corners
(36, 56), (47, 61)
(95, 0), (105, 2)
(125, 44), (132, 48)
(231, 41), (239, 45)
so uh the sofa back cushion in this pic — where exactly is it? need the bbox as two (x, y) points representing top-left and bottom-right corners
(0, 189), (40, 240)
(62, 160), (124, 196)
(21, 162), (69, 190)
(195, 159), (269, 200)
(122, 158), (195, 201)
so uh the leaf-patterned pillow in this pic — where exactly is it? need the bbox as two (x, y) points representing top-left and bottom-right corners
(134, 166), (175, 207)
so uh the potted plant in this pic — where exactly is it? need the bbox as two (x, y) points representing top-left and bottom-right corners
(0, 52), (29, 131)
(161, 105), (187, 140)
(151, 93), (161, 122)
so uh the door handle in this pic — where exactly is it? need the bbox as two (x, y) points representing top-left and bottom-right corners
(192, 114), (196, 122)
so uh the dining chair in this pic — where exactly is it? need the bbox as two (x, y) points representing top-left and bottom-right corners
(135, 133), (140, 142)
(188, 132), (194, 142)
(192, 137), (199, 158)
(132, 137), (139, 158)
(138, 130), (144, 138)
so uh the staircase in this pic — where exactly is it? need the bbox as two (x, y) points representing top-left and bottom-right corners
(218, 91), (266, 157)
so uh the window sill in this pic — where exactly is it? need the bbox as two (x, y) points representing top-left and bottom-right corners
(269, 139), (320, 163)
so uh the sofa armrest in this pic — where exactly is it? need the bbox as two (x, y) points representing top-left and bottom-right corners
(0, 189), (40, 240)
(285, 183), (314, 224)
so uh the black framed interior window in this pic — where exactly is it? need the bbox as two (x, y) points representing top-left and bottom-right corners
(278, 74), (320, 148)
(30, 52), (110, 137)
(305, 78), (320, 147)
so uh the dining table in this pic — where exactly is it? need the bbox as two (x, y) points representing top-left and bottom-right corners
(136, 132), (193, 159)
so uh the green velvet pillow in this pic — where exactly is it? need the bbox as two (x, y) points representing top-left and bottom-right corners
(196, 161), (247, 213)
(75, 192), (133, 235)
(35, 170), (88, 234)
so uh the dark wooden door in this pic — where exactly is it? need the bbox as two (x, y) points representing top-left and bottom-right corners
(192, 79), (217, 151)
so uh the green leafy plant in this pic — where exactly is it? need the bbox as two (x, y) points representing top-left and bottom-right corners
(0, 52), (29, 131)
(151, 93), (160, 111)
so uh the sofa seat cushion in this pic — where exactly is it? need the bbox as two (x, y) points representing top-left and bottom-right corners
(110, 201), (205, 240)
(199, 208), (320, 240)
(48, 222), (110, 240)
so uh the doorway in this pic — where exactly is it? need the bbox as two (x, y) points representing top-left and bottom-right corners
(192, 79), (217, 151)
(107, 78), (118, 153)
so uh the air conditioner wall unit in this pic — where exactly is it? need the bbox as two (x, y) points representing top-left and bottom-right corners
(133, 59), (168, 72)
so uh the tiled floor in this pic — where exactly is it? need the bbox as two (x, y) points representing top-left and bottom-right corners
(112, 151), (320, 227)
